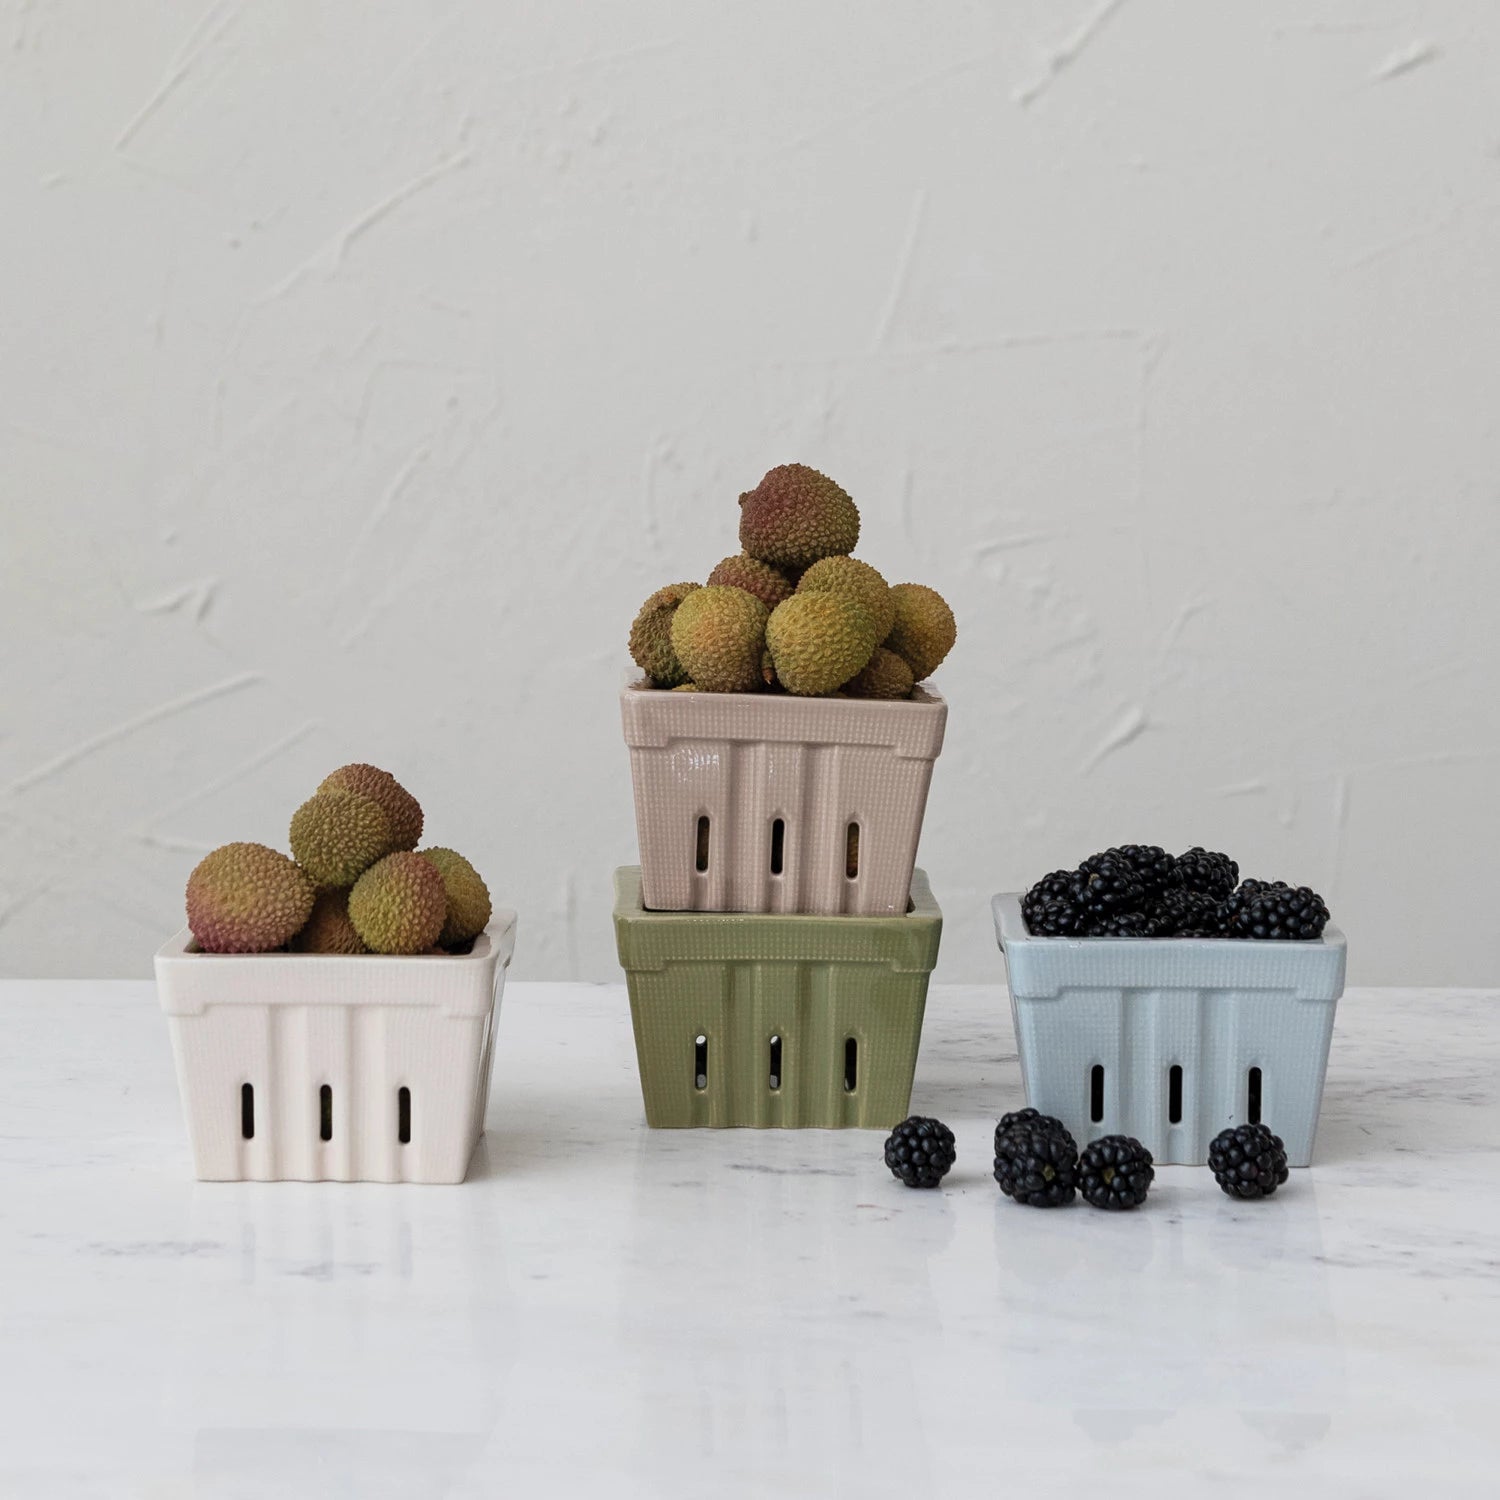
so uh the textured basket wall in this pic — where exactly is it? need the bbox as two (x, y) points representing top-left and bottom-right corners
(614, 866), (942, 1128)
(154, 914), (517, 1183)
(621, 683), (946, 916)
(992, 895), (1346, 1166)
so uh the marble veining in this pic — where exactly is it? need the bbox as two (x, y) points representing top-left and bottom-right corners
(0, 981), (1497, 1497)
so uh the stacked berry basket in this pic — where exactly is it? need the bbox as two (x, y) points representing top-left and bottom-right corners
(992, 845), (1346, 1166)
(613, 464), (953, 1128)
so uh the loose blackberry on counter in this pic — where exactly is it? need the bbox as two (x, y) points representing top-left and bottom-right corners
(1208, 1124), (1290, 1199)
(1171, 847), (1239, 901)
(884, 1116), (957, 1189)
(994, 1108), (1075, 1158)
(994, 1120), (1079, 1207)
(1227, 884), (1331, 941)
(1078, 1135), (1155, 1210)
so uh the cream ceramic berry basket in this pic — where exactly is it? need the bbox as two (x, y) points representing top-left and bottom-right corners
(154, 912), (517, 1183)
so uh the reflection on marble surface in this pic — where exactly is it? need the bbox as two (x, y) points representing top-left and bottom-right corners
(1, 981), (1498, 1497)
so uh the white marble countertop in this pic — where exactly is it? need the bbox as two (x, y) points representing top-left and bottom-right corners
(2, 981), (1497, 1498)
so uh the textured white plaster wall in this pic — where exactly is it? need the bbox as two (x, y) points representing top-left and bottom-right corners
(2, 0), (1498, 985)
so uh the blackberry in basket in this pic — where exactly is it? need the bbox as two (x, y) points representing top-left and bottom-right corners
(994, 1120), (1079, 1207)
(1074, 855), (1146, 931)
(1078, 1134), (1155, 1210)
(1086, 845), (1176, 902)
(1021, 870), (1089, 937)
(884, 1116), (957, 1189)
(1219, 877), (1285, 922)
(1151, 886), (1221, 937)
(1208, 1123), (1290, 1199)
(1227, 884), (1330, 941)
(1090, 909), (1154, 937)
(1171, 847), (1239, 901)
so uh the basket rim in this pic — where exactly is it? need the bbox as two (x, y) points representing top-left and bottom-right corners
(622, 677), (945, 709)
(155, 910), (518, 966)
(618, 867), (940, 926)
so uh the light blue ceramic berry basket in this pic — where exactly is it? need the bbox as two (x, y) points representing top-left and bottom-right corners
(991, 894), (1346, 1166)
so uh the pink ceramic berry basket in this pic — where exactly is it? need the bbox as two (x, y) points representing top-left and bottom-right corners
(154, 912), (517, 1184)
(620, 682), (946, 916)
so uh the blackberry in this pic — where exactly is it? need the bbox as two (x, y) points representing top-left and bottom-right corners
(1073, 853), (1146, 926)
(1172, 847), (1239, 901)
(1228, 884), (1330, 941)
(1078, 1135), (1155, 1210)
(994, 1108), (1074, 1158)
(1088, 844), (1176, 901)
(883, 1116), (956, 1189)
(1021, 870), (1088, 937)
(993, 1122), (1079, 1207)
(1087, 908), (1153, 937)
(1218, 879), (1284, 931)
(1150, 886), (1220, 937)
(1208, 1123), (1289, 1199)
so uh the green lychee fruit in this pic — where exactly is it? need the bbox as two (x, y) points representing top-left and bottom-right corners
(628, 582), (700, 688)
(765, 592), (878, 697)
(885, 584), (956, 680)
(418, 848), (492, 945)
(669, 585), (768, 693)
(186, 842), (314, 954)
(796, 556), (895, 642)
(289, 789), (394, 889)
(842, 646), (915, 700)
(317, 764), (424, 851)
(348, 852), (448, 955)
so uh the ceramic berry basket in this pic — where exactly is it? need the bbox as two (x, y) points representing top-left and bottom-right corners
(154, 912), (517, 1183)
(621, 682), (946, 916)
(614, 865), (941, 1127)
(992, 894), (1346, 1166)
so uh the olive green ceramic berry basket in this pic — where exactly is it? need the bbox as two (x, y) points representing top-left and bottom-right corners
(613, 865), (942, 1128)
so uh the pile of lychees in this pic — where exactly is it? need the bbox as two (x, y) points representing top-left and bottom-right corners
(628, 463), (956, 698)
(184, 763), (491, 956)
(1022, 845), (1332, 940)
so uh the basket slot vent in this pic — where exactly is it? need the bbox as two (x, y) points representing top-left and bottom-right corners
(398, 1086), (411, 1145)
(1168, 1064), (1183, 1125)
(845, 823), (860, 880)
(1090, 1064), (1105, 1124)
(240, 1083), (255, 1140)
(319, 1084), (333, 1142)
(843, 1036), (858, 1094)
(694, 1034), (708, 1091)
(770, 818), (785, 876)
(695, 817), (710, 873)
(769, 1035), (782, 1091)
(1248, 1066), (1263, 1124)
